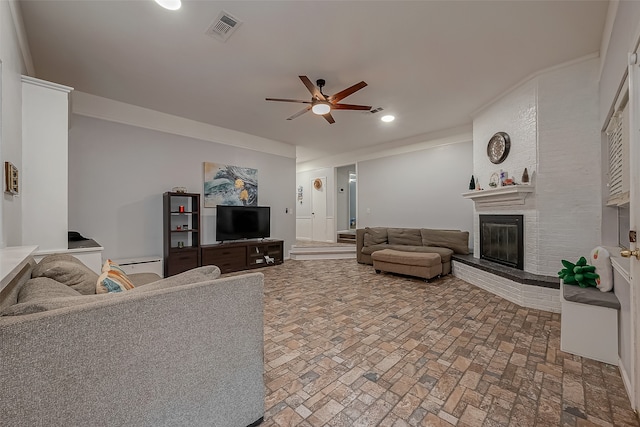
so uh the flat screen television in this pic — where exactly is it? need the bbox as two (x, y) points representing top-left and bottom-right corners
(216, 205), (270, 241)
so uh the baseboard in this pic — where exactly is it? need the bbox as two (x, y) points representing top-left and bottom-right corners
(247, 416), (264, 427)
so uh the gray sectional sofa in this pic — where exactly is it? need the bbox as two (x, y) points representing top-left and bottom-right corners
(0, 255), (264, 427)
(356, 227), (470, 275)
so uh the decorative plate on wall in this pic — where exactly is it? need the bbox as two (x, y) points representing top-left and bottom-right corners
(313, 178), (323, 190)
(487, 132), (511, 164)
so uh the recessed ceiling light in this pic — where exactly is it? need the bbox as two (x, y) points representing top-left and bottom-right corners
(381, 115), (395, 123)
(154, 0), (181, 11)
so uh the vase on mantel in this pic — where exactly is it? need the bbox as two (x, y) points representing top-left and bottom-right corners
(522, 168), (530, 184)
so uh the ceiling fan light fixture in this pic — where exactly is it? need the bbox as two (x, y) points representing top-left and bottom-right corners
(312, 102), (331, 115)
(154, 0), (181, 11)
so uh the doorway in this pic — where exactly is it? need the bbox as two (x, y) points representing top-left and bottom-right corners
(311, 177), (327, 242)
(336, 164), (356, 233)
(349, 172), (356, 229)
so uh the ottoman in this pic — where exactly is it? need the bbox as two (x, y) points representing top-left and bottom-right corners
(371, 249), (442, 281)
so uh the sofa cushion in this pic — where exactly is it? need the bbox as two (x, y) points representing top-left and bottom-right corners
(0, 294), (110, 316)
(0, 277), (92, 316)
(128, 273), (163, 287)
(421, 229), (470, 255)
(363, 227), (388, 246)
(1, 266), (223, 316)
(131, 266), (221, 293)
(387, 228), (422, 246)
(97, 260), (135, 294)
(18, 277), (83, 303)
(32, 255), (99, 295)
(361, 244), (390, 255)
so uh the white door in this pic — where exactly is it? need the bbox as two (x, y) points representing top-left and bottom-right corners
(311, 177), (327, 241)
(629, 50), (640, 410)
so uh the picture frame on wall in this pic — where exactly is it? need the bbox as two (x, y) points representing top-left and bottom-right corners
(4, 161), (18, 195)
(203, 162), (258, 207)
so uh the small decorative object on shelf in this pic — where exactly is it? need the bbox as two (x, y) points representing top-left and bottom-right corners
(468, 175), (475, 190)
(489, 172), (499, 188)
(176, 225), (182, 230)
(499, 170), (508, 186)
(178, 241), (184, 248)
(522, 168), (530, 184)
(178, 205), (185, 213)
(172, 186), (187, 193)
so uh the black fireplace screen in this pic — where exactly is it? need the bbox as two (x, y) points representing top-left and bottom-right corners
(479, 214), (524, 270)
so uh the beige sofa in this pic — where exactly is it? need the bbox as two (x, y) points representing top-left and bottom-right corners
(356, 227), (470, 275)
(0, 255), (264, 427)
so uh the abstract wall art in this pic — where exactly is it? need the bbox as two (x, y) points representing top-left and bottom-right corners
(203, 162), (258, 207)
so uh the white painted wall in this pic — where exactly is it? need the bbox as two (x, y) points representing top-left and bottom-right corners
(68, 115), (296, 260)
(536, 58), (601, 275)
(357, 141), (474, 241)
(0, 1), (28, 247)
(336, 165), (352, 231)
(473, 80), (537, 192)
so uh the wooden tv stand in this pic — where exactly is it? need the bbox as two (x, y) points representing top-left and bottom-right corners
(201, 239), (284, 274)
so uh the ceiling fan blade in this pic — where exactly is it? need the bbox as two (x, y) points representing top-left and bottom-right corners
(329, 81), (367, 103)
(330, 103), (372, 111)
(286, 106), (312, 120)
(266, 98), (312, 104)
(299, 76), (326, 101)
(323, 112), (336, 124)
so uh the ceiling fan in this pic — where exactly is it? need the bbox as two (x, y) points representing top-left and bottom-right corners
(266, 76), (371, 124)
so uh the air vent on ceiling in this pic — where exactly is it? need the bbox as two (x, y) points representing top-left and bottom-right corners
(369, 107), (384, 114)
(205, 10), (242, 42)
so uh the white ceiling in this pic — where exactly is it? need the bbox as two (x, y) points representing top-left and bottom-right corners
(19, 0), (609, 164)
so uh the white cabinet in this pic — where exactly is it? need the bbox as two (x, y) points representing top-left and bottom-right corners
(21, 76), (73, 252)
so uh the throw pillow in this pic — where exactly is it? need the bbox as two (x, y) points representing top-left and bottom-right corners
(387, 228), (422, 246)
(364, 227), (388, 246)
(32, 256), (99, 295)
(421, 229), (470, 255)
(97, 260), (135, 294)
(590, 246), (613, 292)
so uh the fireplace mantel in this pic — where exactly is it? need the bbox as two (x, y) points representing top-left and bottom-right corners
(462, 185), (535, 207)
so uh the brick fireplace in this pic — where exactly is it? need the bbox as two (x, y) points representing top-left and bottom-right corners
(454, 56), (603, 313)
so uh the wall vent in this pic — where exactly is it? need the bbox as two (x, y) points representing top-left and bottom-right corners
(370, 107), (384, 114)
(205, 11), (242, 42)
